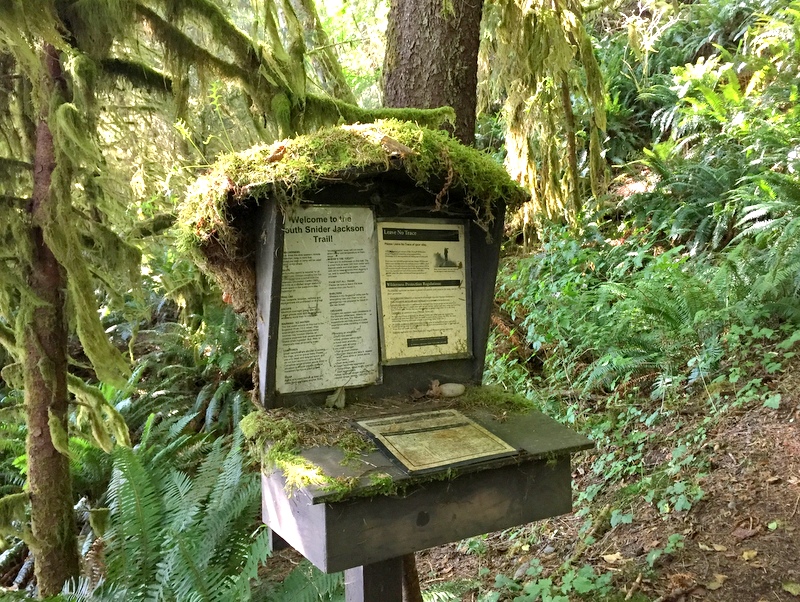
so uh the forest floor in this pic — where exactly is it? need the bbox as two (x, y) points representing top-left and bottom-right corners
(411, 360), (800, 601)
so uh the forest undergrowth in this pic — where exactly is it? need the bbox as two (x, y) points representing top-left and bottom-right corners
(2, 0), (800, 599)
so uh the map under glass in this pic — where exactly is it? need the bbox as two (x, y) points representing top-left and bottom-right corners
(356, 409), (518, 473)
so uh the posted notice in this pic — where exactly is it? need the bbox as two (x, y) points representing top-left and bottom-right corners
(378, 220), (469, 362)
(276, 206), (380, 393)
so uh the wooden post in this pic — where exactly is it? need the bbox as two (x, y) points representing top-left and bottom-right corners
(345, 557), (404, 602)
(402, 553), (423, 602)
(268, 528), (290, 552)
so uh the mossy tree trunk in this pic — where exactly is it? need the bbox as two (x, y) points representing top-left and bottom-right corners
(23, 43), (80, 597)
(382, 0), (483, 144)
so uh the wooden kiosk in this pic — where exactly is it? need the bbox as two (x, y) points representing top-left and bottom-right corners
(181, 121), (592, 601)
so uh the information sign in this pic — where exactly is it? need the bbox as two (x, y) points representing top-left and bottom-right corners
(276, 206), (380, 393)
(377, 221), (470, 363)
(356, 409), (517, 473)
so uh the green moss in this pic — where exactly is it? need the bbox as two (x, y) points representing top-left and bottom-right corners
(0, 492), (28, 537)
(338, 430), (376, 464)
(240, 411), (300, 462)
(239, 386), (539, 499)
(457, 385), (536, 415)
(179, 119), (527, 252)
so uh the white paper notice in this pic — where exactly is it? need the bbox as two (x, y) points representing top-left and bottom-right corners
(378, 221), (469, 362)
(276, 206), (379, 393)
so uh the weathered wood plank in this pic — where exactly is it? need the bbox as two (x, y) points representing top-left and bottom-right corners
(323, 457), (572, 572)
(262, 456), (573, 572)
(261, 474), (327, 568)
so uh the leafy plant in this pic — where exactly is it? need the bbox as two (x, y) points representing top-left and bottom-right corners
(61, 426), (269, 601)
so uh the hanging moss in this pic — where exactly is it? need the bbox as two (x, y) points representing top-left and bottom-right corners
(0, 492), (28, 539)
(68, 374), (132, 452)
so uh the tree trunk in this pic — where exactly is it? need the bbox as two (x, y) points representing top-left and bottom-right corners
(559, 76), (581, 219)
(23, 43), (80, 597)
(382, 0), (484, 144)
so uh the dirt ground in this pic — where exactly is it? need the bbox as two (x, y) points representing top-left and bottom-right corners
(412, 367), (800, 601)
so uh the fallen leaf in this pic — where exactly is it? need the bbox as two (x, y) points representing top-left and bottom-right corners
(706, 574), (728, 590)
(698, 543), (713, 551)
(712, 544), (727, 552)
(732, 526), (759, 540)
(602, 553), (624, 564)
(742, 549), (758, 561)
(324, 386), (346, 409)
(783, 582), (800, 596)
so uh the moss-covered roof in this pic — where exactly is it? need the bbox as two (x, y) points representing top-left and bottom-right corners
(178, 119), (527, 337)
(180, 119), (526, 250)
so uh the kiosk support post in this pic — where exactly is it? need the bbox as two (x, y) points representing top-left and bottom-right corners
(344, 558), (404, 602)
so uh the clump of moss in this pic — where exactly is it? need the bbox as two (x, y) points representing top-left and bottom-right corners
(338, 430), (376, 465)
(240, 412), (304, 477)
(178, 120), (528, 338)
(457, 385), (536, 416)
(180, 119), (527, 252)
(240, 409), (378, 495)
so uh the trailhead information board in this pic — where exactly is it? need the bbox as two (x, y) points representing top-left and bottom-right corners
(275, 208), (471, 394)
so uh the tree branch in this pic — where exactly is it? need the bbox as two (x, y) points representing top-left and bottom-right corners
(0, 321), (16, 354)
(0, 195), (30, 205)
(0, 157), (33, 173)
(299, 95), (456, 130)
(99, 58), (173, 94)
(133, 4), (254, 87)
(130, 212), (176, 238)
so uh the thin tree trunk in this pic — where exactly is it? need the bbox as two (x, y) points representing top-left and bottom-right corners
(287, 0), (357, 104)
(559, 76), (581, 219)
(24, 42), (80, 597)
(383, 0), (484, 144)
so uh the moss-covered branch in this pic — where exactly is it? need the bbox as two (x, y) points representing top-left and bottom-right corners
(169, 0), (264, 67)
(130, 212), (176, 238)
(298, 95), (456, 131)
(0, 157), (33, 172)
(134, 4), (254, 87)
(99, 58), (173, 94)
(0, 321), (16, 354)
(0, 195), (29, 205)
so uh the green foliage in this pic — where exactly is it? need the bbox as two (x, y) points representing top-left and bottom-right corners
(86, 429), (269, 601)
(259, 560), (344, 602)
(482, 0), (607, 223)
(481, 559), (612, 601)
